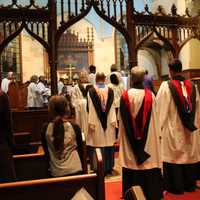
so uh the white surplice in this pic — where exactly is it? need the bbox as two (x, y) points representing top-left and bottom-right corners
(87, 86), (117, 147)
(108, 82), (124, 109)
(88, 73), (96, 85)
(71, 84), (88, 137)
(1, 78), (11, 93)
(119, 88), (161, 170)
(58, 81), (64, 95)
(37, 82), (50, 105)
(156, 81), (200, 164)
(27, 82), (43, 108)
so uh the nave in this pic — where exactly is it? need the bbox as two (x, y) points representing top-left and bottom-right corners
(105, 156), (200, 200)
(1, 0), (200, 200)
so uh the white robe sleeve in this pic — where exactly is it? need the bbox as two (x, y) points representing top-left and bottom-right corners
(194, 85), (200, 128)
(109, 104), (117, 128)
(87, 93), (96, 130)
(1, 78), (10, 93)
(156, 81), (171, 133)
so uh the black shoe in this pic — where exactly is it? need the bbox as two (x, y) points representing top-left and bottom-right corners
(184, 186), (196, 192)
(167, 189), (184, 195)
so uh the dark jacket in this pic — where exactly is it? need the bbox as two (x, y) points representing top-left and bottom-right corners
(0, 91), (16, 182)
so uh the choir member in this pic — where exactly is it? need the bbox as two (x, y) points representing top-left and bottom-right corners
(88, 65), (96, 85)
(27, 75), (44, 108)
(119, 66), (162, 200)
(156, 59), (200, 194)
(87, 72), (117, 175)
(71, 71), (90, 137)
(1, 71), (14, 93)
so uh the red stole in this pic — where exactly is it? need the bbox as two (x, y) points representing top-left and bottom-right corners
(168, 79), (197, 132)
(171, 80), (192, 112)
(122, 89), (152, 140)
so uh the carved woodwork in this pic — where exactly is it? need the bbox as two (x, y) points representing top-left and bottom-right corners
(57, 29), (94, 79)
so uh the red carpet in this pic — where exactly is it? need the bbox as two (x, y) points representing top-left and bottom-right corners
(105, 181), (122, 200)
(105, 181), (200, 200)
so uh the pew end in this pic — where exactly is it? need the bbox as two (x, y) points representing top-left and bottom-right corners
(124, 186), (146, 200)
(13, 145), (50, 180)
(81, 132), (88, 174)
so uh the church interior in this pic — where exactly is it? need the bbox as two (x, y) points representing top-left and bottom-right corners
(0, 0), (200, 200)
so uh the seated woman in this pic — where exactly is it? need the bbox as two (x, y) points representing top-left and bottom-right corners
(41, 95), (83, 177)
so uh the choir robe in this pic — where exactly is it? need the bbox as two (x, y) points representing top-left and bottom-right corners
(156, 79), (200, 193)
(119, 88), (162, 200)
(37, 82), (50, 106)
(58, 80), (64, 95)
(87, 86), (117, 173)
(156, 81), (200, 164)
(87, 86), (117, 147)
(71, 83), (89, 137)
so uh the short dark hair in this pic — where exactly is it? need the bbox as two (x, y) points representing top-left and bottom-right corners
(110, 64), (117, 72)
(95, 72), (106, 83)
(89, 65), (96, 73)
(168, 59), (182, 73)
(110, 73), (119, 85)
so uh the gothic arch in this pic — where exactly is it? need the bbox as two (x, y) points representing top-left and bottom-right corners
(0, 23), (49, 55)
(177, 35), (199, 56)
(56, 0), (130, 49)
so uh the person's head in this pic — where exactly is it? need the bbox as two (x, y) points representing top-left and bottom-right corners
(59, 78), (64, 83)
(130, 66), (146, 88)
(95, 72), (106, 84)
(145, 70), (148, 75)
(110, 64), (118, 72)
(79, 71), (88, 83)
(168, 59), (182, 77)
(30, 75), (38, 83)
(48, 95), (69, 118)
(89, 65), (96, 74)
(7, 71), (14, 80)
(48, 95), (70, 158)
(110, 73), (119, 85)
(39, 76), (45, 83)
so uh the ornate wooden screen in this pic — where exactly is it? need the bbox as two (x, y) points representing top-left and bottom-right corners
(57, 29), (94, 79)
(0, 0), (199, 94)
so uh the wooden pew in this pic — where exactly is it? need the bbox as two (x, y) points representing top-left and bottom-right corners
(12, 109), (75, 143)
(0, 148), (105, 200)
(7, 81), (20, 110)
(13, 132), (38, 155)
(7, 82), (28, 110)
(13, 132), (88, 180)
(124, 186), (146, 200)
(13, 146), (50, 181)
(12, 109), (50, 142)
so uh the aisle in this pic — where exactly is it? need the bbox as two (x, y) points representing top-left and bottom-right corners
(105, 181), (200, 200)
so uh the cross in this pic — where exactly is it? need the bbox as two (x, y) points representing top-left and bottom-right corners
(68, 64), (75, 82)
